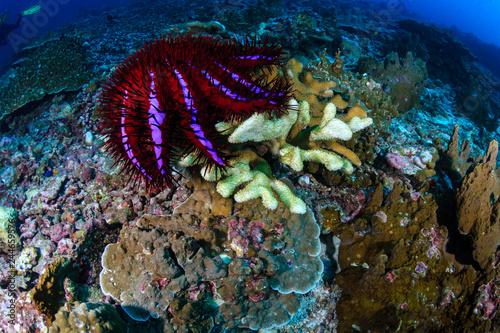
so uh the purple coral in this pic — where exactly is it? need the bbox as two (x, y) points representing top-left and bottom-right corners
(228, 218), (266, 257)
(373, 211), (387, 223)
(415, 261), (428, 274)
(476, 282), (500, 320)
(421, 227), (443, 259)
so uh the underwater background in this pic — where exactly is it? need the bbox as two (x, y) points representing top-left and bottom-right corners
(1, 0), (500, 332)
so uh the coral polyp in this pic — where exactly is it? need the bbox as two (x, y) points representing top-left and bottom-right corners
(98, 35), (292, 189)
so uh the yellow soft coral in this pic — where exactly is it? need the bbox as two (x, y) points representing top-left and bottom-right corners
(195, 151), (307, 214)
(280, 143), (353, 174)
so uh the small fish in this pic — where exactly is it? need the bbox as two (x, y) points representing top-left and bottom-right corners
(43, 169), (58, 178)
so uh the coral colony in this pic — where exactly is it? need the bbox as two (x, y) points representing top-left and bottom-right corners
(98, 35), (292, 189)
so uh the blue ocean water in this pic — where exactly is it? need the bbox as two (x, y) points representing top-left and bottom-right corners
(0, 0), (137, 71)
(367, 0), (500, 46)
(365, 0), (500, 79)
(403, 0), (500, 47)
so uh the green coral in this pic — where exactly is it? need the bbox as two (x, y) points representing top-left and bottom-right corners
(0, 206), (20, 254)
(279, 143), (353, 174)
(199, 151), (307, 214)
(0, 36), (93, 123)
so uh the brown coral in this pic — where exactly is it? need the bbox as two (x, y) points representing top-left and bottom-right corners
(285, 59), (375, 170)
(99, 176), (323, 331)
(456, 140), (500, 269)
(30, 258), (71, 324)
(286, 58), (336, 120)
(49, 302), (127, 333)
(444, 124), (473, 177)
(355, 51), (428, 112)
(322, 181), (483, 332)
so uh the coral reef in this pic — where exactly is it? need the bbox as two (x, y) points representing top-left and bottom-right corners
(386, 146), (439, 181)
(444, 124), (474, 178)
(455, 140), (500, 269)
(100, 225), (191, 321)
(14, 246), (39, 274)
(187, 149), (308, 214)
(0, 1), (499, 332)
(0, 290), (48, 333)
(388, 19), (500, 131)
(183, 55), (376, 214)
(300, 49), (399, 135)
(159, 20), (230, 38)
(323, 181), (484, 332)
(356, 51), (428, 112)
(317, 116), (500, 332)
(0, 206), (19, 253)
(0, 37), (93, 125)
(49, 302), (127, 333)
(99, 177), (323, 331)
(30, 258), (72, 324)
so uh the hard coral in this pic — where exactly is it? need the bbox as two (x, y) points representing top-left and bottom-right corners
(444, 124), (473, 177)
(30, 258), (72, 325)
(0, 37), (93, 124)
(189, 96), (372, 213)
(456, 139), (500, 269)
(99, 226), (188, 321)
(193, 150), (307, 214)
(356, 51), (427, 112)
(386, 146), (439, 181)
(49, 302), (127, 333)
(322, 181), (482, 332)
(475, 282), (500, 320)
(99, 177), (323, 331)
(160, 20), (230, 38)
(286, 57), (336, 119)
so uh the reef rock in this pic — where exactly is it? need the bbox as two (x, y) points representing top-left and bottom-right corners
(456, 140), (500, 269)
